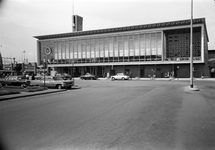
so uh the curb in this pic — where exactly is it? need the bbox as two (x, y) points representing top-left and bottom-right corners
(184, 85), (200, 92)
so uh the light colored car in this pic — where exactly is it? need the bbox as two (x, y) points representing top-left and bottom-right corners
(111, 73), (130, 81)
(0, 76), (30, 87)
(31, 76), (74, 89)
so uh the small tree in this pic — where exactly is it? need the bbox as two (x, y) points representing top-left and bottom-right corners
(13, 63), (22, 75)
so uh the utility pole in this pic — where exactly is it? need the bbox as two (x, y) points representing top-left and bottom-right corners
(190, 0), (194, 88)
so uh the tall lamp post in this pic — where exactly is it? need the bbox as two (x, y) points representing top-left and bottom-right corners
(190, 0), (194, 88)
(23, 50), (26, 64)
(44, 47), (52, 90)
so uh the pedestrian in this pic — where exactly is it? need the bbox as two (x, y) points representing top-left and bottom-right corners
(32, 74), (35, 80)
(129, 71), (132, 80)
(26, 74), (29, 80)
(211, 68), (215, 77)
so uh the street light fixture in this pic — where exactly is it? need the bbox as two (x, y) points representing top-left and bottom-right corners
(43, 46), (52, 90)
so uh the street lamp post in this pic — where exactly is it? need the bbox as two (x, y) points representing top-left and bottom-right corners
(190, 0), (194, 88)
(177, 66), (180, 79)
(44, 47), (52, 90)
(23, 50), (26, 64)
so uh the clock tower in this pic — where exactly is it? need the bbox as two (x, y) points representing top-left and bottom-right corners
(72, 15), (83, 32)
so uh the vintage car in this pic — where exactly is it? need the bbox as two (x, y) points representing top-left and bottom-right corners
(110, 73), (130, 81)
(30, 76), (75, 89)
(0, 76), (31, 87)
(80, 73), (97, 80)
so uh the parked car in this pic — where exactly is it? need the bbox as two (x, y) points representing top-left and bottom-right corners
(30, 76), (75, 89)
(0, 76), (31, 87)
(80, 73), (97, 80)
(111, 73), (130, 81)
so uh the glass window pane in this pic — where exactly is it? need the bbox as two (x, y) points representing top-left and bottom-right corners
(81, 40), (85, 59)
(109, 37), (113, 57)
(151, 33), (156, 56)
(69, 40), (73, 60)
(78, 40), (82, 59)
(99, 38), (104, 58)
(129, 35), (134, 57)
(140, 34), (145, 56)
(114, 36), (118, 57)
(156, 32), (162, 55)
(104, 37), (109, 57)
(145, 33), (150, 56)
(124, 35), (129, 56)
(62, 41), (66, 60)
(74, 40), (77, 59)
(54, 42), (58, 61)
(134, 34), (139, 56)
(118, 36), (123, 57)
(95, 38), (99, 58)
(91, 39), (95, 59)
(86, 39), (90, 59)
(58, 42), (62, 60)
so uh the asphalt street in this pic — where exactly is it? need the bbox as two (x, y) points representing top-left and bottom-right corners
(0, 79), (215, 150)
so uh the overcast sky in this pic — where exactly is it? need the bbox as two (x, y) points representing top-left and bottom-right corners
(0, 0), (214, 63)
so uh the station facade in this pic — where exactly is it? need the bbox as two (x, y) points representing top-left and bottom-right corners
(34, 18), (209, 78)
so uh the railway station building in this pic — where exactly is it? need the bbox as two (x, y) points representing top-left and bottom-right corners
(34, 17), (210, 78)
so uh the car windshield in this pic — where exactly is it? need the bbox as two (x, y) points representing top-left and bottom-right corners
(52, 77), (64, 80)
(116, 73), (124, 76)
(53, 76), (72, 80)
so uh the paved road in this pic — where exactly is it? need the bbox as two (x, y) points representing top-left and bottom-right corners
(1, 80), (215, 150)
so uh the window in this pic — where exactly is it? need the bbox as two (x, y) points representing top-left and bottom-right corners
(134, 34), (139, 56)
(114, 36), (118, 57)
(145, 33), (151, 57)
(99, 38), (104, 58)
(118, 36), (123, 57)
(91, 39), (95, 58)
(140, 34), (145, 57)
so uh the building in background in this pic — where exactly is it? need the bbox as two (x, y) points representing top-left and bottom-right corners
(72, 15), (83, 32)
(208, 49), (215, 77)
(34, 18), (210, 78)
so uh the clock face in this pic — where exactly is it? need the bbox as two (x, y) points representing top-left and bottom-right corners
(45, 47), (52, 55)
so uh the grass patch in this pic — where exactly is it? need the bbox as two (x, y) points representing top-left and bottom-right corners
(0, 86), (48, 96)
(0, 89), (20, 96)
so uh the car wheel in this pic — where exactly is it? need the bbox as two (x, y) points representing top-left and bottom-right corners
(122, 77), (125, 80)
(57, 84), (63, 89)
(111, 77), (115, 81)
(21, 84), (26, 88)
(67, 86), (72, 89)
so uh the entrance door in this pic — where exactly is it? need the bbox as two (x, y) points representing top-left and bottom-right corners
(140, 69), (145, 77)
(97, 66), (104, 77)
(174, 66), (178, 78)
(125, 69), (130, 76)
(110, 69), (115, 76)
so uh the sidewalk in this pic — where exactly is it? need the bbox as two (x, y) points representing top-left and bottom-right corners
(75, 77), (215, 81)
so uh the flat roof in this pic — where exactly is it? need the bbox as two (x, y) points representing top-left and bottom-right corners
(34, 18), (209, 41)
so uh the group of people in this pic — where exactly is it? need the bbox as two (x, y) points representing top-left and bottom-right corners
(149, 71), (175, 80)
(164, 71), (175, 78)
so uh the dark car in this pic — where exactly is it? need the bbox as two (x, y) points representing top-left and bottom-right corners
(80, 73), (97, 80)
(0, 76), (31, 87)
